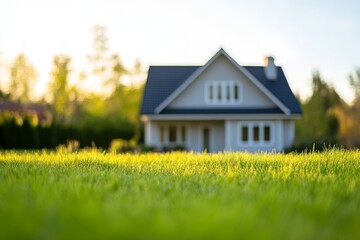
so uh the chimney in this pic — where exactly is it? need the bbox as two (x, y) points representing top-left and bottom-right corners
(264, 56), (277, 80)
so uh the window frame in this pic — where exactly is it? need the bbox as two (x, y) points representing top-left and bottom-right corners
(205, 81), (242, 105)
(159, 124), (188, 147)
(168, 126), (177, 143)
(238, 121), (275, 147)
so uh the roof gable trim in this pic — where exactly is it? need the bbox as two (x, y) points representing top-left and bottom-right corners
(154, 48), (290, 115)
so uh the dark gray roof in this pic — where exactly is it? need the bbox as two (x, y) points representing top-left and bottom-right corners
(245, 66), (302, 114)
(141, 65), (302, 115)
(141, 66), (200, 115)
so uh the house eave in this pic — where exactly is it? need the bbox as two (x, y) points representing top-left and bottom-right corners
(141, 113), (302, 121)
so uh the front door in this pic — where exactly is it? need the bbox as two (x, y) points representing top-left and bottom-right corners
(202, 127), (211, 152)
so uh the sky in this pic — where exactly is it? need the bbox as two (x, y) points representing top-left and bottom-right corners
(0, 0), (360, 102)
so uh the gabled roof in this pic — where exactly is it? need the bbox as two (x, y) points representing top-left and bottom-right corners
(141, 50), (302, 115)
(244, 66), (302, 114)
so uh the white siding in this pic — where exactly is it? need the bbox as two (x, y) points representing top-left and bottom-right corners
(146, 120), (224, 152)
(144, 121), (151, 145)
(145, 121), (160, 147)
(146, 119), (291, 152)
(275, 120), (284, 151)
(213, 122), (225, 151)
(183, 121), (225, 152)
(283, 120), (295, 149)
(168, 55), (276, 109)
(225, 120), (232, 151)
(224, 120), (286, 152)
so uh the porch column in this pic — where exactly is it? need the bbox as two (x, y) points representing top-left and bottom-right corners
(275, 120), (284, 152)
(145, 121), (152, 145)
(225, 120), (231, 151)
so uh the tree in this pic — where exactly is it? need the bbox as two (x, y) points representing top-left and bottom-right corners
(129, 59), (145, 87)
(0, 89), (10, 100)
(349, 69), (360, 98)
(81, 25), (128, 95)
(9, 54), (38, 103)
(49, 55), (72, 124)
(335, 68), (360, 148)
(349, 69), (360, 111)
(104, 54), (127, 91)
(88, 25), (109, 76)
(0, 52), (9, 99)
(295, 71), (342, 146)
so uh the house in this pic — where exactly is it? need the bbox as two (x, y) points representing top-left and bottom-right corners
(140, 49), (302, 152)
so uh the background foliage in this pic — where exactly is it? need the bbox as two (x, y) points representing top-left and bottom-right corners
(1, 24), (360, 150)
(0, 25), (144, 150)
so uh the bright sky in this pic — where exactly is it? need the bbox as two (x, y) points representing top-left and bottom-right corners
(0, 0), (360, 102)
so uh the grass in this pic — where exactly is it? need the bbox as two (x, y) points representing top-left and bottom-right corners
(0, 149), (360, 240)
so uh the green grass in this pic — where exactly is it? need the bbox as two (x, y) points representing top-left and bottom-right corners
(0, 149), (360, 240)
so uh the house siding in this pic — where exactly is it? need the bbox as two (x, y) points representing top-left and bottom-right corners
(168, 55), (276, 109)
(145, 119), (294, 152)
(145, 120), (224, 152)
(224, 120), (291, 152)
(283, 120), (295, 149)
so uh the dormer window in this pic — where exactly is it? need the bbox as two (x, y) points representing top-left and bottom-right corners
(205, 81), (241, 104)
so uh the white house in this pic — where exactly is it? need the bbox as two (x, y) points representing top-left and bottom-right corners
(140, 49), (302, 152)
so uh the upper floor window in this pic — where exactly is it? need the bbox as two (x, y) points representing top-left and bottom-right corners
(205, 81), (241, 104)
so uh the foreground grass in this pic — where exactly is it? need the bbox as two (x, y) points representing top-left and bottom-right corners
(0, 150), (360, 240)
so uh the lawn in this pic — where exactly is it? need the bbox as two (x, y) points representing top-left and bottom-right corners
(0, 149), (359, 240)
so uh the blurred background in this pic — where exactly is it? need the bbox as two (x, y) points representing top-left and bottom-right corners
(0, 0), (360, 151)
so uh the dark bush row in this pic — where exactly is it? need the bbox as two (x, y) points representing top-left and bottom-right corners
(0, 117), (140, 149)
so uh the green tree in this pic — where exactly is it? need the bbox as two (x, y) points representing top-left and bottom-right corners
(87, 25), (112, 89)
(349, 69), (360, 98)
(88, 25), (108, 75)
(80, 25), (128, 95)
(296, 71), (342, 146)
(9, 53), (38, 103)
(336, 68), (360, 147)
(0, 89), (10, 100)
(104, 54), (127, 91)
(49, 55), (72, 124)
(104, 59), (145, 142)
(349, 69), (360, 110)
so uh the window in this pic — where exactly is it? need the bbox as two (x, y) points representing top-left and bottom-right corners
(238, 122), (274, 146)
(264, 125), (271, 142)
(226, 85), (230, 101)
(217, 85), (222, 101)
(205, 81), (241, 104)
(159, 125), (187, 146)
(234, 84), (239, 100)
(169, 126), (177, 143)
(241, 126), (248, 142)
(181, 126), (186, 142)
(209, 85), (213, 101)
